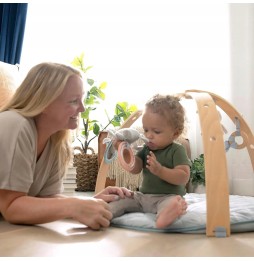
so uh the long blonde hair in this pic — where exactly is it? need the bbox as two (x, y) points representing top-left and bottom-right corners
(1, 62), (83, 174)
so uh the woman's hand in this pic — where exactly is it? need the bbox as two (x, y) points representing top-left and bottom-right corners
(94, 186), (133, 203)
(0, 189), (112, 229)
(71, 197), (113, 230)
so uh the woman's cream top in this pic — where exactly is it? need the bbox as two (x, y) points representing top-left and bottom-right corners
(0, 111), (63, 196)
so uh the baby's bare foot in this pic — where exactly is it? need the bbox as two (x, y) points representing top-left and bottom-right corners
(156, 196), (187, 229)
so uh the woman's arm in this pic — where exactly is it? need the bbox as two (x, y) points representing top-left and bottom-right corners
(0, 186), (134, 228)
(0, 189), (112, 229)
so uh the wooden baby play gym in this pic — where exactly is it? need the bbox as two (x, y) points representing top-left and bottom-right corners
(95, 89), (254, 237)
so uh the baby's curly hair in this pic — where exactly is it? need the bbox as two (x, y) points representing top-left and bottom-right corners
(145, 94), (186, 136)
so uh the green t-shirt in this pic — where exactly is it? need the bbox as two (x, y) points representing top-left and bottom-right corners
(137, 142), (191, 196)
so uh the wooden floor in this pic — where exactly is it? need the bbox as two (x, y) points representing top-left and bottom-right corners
(1, 216), (254, 257)
(1, 190), (254, 257)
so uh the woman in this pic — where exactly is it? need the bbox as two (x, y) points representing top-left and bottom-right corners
(0, 62), (132, 230)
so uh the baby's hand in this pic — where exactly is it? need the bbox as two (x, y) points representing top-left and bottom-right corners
(146, 151), (163, 176)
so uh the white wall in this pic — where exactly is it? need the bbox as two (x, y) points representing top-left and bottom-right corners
(21, 1), (230, 106)
(21, 1), (231, 157)
(20, 1), (254, 195)
(227, 3), (254, 195)
(230, 3), (254, 130)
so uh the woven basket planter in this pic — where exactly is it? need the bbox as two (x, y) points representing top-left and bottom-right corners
(73, 147), (98, 192)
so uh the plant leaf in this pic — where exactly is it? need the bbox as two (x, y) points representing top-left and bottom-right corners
(99, 81), (107, 90)
(93, 122), (100, 135)
(87, 78), (94, 86)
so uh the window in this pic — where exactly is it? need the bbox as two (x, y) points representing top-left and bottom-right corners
(21, 1), (230, 114)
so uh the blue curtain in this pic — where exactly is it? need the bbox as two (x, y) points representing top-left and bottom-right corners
(0, 3), (28, 65)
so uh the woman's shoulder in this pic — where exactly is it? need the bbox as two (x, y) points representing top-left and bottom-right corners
(1, 110), (24, 119)
(0, 110), (31, 123)
(0, 111), (36, 134)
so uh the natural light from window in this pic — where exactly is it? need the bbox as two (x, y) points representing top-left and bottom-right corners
(21, 0), (230, 128)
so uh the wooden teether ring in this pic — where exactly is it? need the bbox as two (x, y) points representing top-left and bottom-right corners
(118, 141), (135, 172)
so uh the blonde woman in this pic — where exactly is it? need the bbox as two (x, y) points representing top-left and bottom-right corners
(0, 62), (132, 229)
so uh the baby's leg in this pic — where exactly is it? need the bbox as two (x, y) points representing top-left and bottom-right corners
(156, 195), (187, 229)
(109, 194), (141, 218)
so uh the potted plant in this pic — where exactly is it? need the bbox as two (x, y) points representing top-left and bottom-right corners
(71, 53), (137, 153)
(189, 153), (206, 193)
(71, 53), (138, 191)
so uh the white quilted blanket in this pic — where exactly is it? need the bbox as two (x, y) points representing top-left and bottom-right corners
(111, 193), (254, 234)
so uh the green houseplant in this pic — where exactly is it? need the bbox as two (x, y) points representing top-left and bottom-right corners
(190, 153), (205, 187)
(71, 53), (138, 154)
(71, 53), (138, 191)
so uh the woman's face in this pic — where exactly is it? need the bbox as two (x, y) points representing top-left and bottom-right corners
(43, 75), (85, 131)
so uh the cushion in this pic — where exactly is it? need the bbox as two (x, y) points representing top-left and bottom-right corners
(0, 62), (20, 108)
(111, 193), (254, 234)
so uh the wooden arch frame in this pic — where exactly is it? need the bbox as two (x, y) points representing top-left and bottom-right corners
(95, 90), (254, 237)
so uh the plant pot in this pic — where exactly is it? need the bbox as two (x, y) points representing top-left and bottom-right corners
(193, 184), (206, 194)
(187, 183), (206, 193)
(73, 147), (98, 192)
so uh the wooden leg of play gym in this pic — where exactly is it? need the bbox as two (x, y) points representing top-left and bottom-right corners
(186, 91), (230, 237)
(185, 90), (254, 235)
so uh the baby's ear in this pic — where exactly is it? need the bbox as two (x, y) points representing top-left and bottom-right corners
(173, 130), (181, 139)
